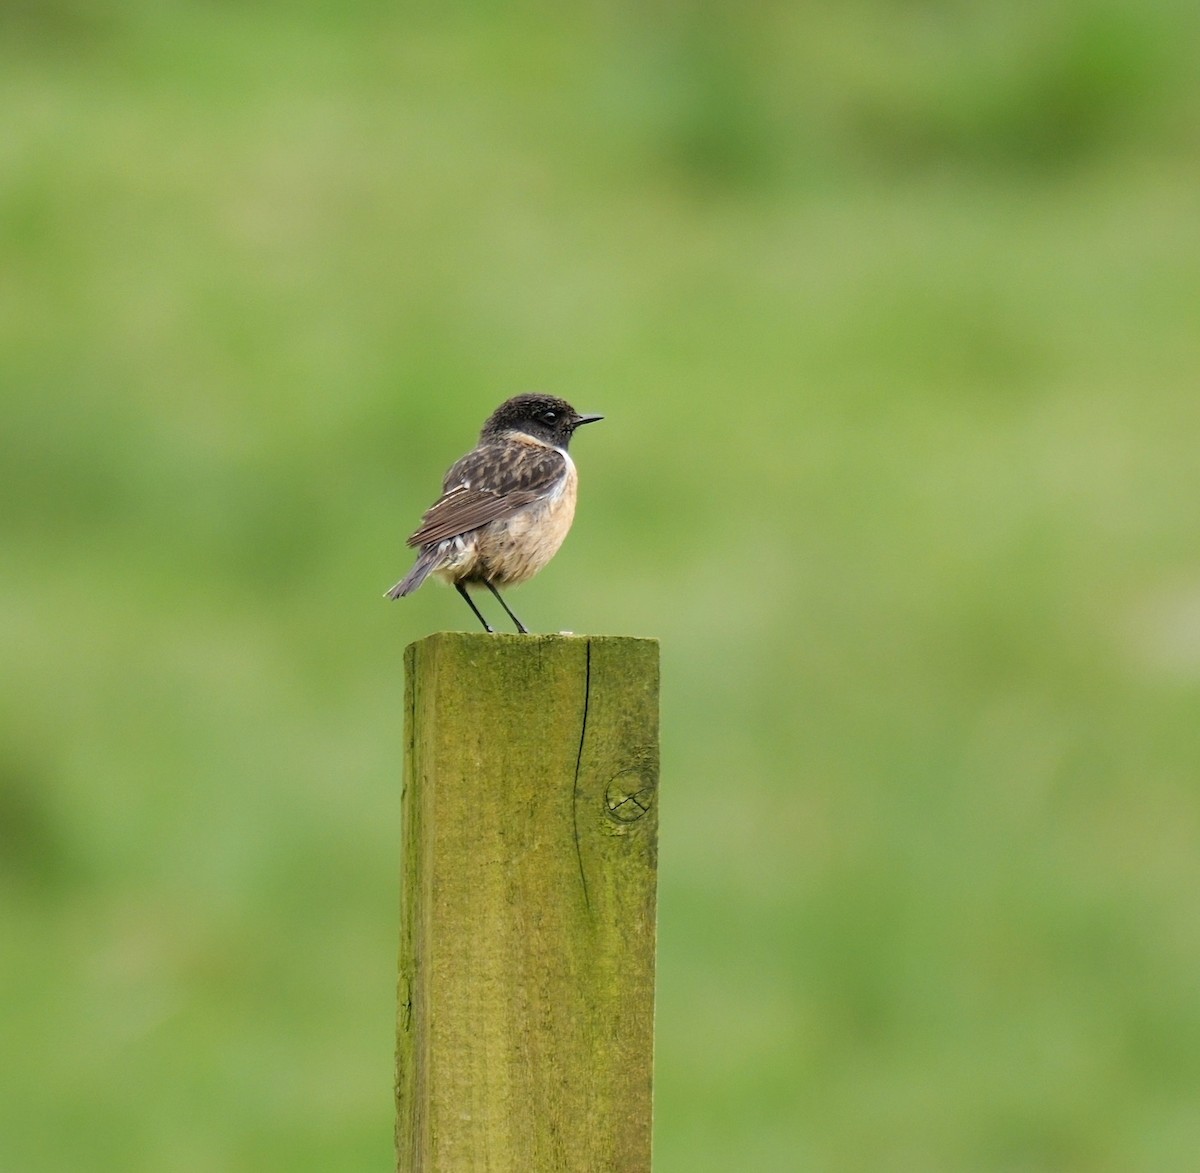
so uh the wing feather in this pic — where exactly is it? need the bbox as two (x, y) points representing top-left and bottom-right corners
(406, 441), (566, 548)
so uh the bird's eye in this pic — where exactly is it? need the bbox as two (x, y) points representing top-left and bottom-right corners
(540, 410), (558, 424)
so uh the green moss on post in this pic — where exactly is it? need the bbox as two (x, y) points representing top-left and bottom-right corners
(396, 633), (660, 1173)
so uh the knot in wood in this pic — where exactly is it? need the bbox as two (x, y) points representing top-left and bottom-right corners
(605, 771), (655, 823)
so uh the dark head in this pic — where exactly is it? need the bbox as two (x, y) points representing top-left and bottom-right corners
(480, 394), (603, 450)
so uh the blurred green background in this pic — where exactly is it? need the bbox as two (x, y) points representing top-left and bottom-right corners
(4, 1), (1200, 1169)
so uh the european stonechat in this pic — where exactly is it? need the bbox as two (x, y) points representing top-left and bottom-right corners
(384, 394), (603, 633)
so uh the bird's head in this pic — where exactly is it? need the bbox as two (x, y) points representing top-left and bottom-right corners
(481, 394), (603, 450)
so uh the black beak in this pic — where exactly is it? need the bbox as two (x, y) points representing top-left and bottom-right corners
(573, 413), (604, 427)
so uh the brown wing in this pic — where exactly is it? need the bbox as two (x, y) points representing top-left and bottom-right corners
(406, 440), (566, 548)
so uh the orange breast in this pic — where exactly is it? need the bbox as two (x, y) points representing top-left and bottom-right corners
(473, 459), (578, 586)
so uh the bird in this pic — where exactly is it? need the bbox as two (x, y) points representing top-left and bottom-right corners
(384, 394), (603, 633)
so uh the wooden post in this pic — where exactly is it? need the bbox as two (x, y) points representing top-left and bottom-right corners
(396, 632), (660, 1172)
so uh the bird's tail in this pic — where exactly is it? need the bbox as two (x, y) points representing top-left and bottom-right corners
(384, 547), (443, 599)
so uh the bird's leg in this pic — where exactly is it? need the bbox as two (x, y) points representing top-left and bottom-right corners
(455, 581), (494, 633)
(484, 581), (529, 634)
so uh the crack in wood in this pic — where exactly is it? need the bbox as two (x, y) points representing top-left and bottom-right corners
(571, 638), (593, 915)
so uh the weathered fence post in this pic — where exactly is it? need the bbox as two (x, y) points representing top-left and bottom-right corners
(396, 632), (660, 1172)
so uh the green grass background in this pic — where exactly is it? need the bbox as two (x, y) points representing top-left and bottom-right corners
(4, 2), (1200, 1169)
